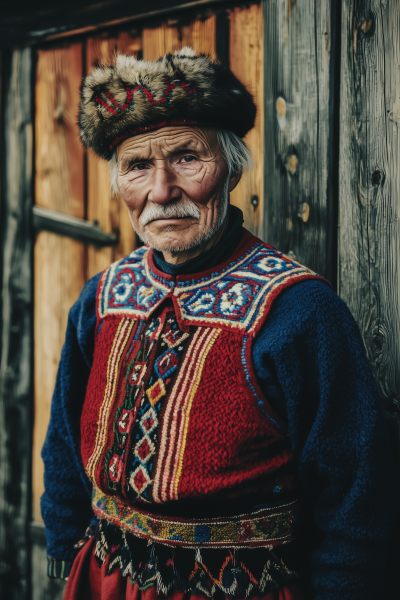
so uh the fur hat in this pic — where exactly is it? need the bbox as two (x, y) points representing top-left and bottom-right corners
(79, 47), (256, 160)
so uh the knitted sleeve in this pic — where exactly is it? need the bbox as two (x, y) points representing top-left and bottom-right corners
(252, 279), (400, 600)
(41, 272), (102, 576)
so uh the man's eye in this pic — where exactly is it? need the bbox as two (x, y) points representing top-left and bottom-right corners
(132, 163), (148, 171)
(180, 155), (196, 163)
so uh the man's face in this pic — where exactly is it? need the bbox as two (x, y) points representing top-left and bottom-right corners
(116, 126), (230, 253)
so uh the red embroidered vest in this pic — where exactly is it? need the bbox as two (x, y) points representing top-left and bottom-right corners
(81, 229), (325, 548)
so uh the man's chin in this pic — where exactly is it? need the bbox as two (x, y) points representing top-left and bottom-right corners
(149, 240), (197, 253)
(143, 233), (207, 254)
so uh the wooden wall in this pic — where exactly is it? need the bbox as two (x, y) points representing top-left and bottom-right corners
(33, 43), (86, 525)
(86, 32), (138, 279)
(263, 0), (333, 277)
(0, 48), (33, 600)
(32, 34), (140, 526)
(229, 4), (264, 237)
(339, 1), (400, 459)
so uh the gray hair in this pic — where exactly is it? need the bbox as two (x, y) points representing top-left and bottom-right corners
(109, 129), (253, 194)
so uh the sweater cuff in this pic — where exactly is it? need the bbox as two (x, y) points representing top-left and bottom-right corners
(47, 557), (73, 579)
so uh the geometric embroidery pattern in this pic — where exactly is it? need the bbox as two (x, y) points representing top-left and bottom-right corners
(161, 329), (189, 349)
(154, 349), (180, 379)
(134, 435), (155, 464)
(129, 465), (152, 495)
(125, 312), (192, 503)
(98, 240), (323, 335)
(92, 518), (299, 599)
(92, 485), (299, 548)
(146, 378), (166, 406)
(140, 407), (158, 435)
(102, 308), (193, 504)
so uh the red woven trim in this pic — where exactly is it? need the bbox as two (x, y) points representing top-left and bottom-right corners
(109, 120), (213, 151)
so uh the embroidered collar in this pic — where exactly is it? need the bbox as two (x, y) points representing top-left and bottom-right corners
(97, 229), (324, 335)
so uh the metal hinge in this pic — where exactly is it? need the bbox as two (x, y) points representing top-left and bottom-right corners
(32, 206), (119, 247)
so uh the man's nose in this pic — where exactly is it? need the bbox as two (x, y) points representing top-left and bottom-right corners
(148, 164), (180, 205)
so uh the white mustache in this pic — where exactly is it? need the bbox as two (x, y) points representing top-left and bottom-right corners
(139, 199), (201, 227)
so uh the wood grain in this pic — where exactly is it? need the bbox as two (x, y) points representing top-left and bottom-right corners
(339, 0), (400, 455)
(229, 4), (264, 236)
(0, 47), (33, 600)
(86, 32), (139, 279)
(33, 43), (86, 524)
(142, 23), (182, 60)
(142, 15), (216, 60)
(262, 0), (332, 276)
(180, 15), (216, 55)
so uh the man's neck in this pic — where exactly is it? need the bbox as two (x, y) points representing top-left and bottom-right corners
(161, 215), (229, 265)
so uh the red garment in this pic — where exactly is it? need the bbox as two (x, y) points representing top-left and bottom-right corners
(73, 229), (325, 598)
(81, 230), (325, 537)
(64, 538), (304, 600)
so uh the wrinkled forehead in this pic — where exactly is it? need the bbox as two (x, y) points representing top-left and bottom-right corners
(117, 126), (219, 165)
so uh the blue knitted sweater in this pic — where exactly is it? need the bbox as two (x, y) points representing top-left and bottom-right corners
(41, 273), (399, 600)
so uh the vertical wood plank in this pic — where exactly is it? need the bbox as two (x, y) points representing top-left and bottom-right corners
(0, 47), (33, 600)
(262, 0), (332, 276)
(142, 16), (216, 60)
(33, 43), (85, 524)
(339, 0), (400, 458)
(229, 4), (264, 236)
(142, 24), (181, 60)
(86, 32), (139, 279)
(181, 15), (216, 55)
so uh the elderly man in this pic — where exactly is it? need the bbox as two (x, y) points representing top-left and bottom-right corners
(42, 49), (398, 600)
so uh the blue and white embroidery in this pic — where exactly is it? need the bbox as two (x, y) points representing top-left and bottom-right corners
(98, 242), (319, 333)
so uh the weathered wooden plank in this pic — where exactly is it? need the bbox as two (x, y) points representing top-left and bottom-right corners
(86, 33), (139, 279)
(338, 1), (400, 587)
(0, 47), (33, 600)
(229, 4), (264, 237)
(338, 0), (400, 457)
(262, 0), (332, 276)
(33, 43), (86, 525)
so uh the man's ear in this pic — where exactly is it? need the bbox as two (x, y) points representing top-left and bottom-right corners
(228, 171), (242, 193)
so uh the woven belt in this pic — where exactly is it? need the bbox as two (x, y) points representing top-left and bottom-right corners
(92, 486), (298, 548)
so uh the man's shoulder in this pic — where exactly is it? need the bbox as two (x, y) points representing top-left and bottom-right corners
(265, 277), (358, 341)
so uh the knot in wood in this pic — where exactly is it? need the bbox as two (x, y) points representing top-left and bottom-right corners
(250, 195), (259, 209)
(371, 170), (382, 185)
(287, 154), (298, 174)
(276, 96), (286, 117)
(300, 202), (310, 223)
(361, 20), (372, 34)
(360, 13), (375, 39)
